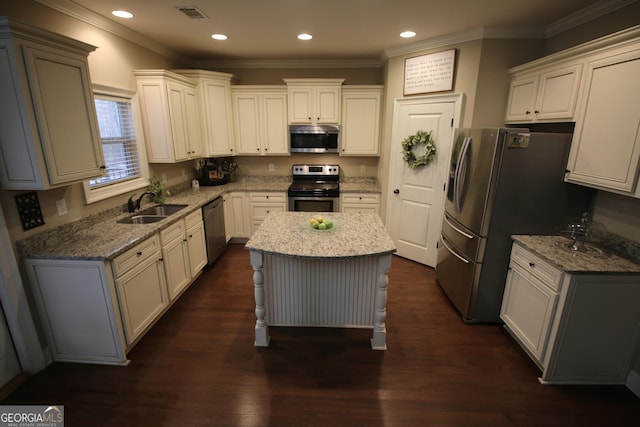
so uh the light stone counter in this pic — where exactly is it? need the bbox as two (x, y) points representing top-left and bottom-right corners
(511, 235), (640, 274)
(245, 211), (396, 350)
(245, 212), (395, 258)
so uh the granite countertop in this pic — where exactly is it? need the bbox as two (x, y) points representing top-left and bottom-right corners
(245, 212), (396, 258)
(512, 235), (640, 274)
(17, 176), (381, 261)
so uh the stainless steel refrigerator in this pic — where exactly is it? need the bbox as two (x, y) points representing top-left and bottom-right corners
(436, 127), (591, 323)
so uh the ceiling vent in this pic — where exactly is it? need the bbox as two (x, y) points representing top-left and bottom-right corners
(176, 6), (208, 19)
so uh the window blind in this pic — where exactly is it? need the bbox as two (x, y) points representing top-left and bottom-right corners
(90, 95), (141, 188)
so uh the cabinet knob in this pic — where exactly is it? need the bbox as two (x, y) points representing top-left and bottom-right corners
(393, 189), (400, 194)
(529, 262), (535, 267)
(525, 110), (531, 115)
(100, 165), (106, 170)
(534, 110), (540, 114)
(136, 251), (142, 257)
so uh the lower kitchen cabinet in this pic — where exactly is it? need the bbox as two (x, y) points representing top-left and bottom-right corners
(112, 235), (168, 346)
(24, 259), (127, 365)
(249, 192), (287, 233)
(228, 191), (251, 238)
(340, 193), (380, 214)
(23, 211), (208, 365)
(501, 241), (640, 384)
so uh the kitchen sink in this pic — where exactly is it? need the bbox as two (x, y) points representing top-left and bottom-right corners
(137, 204), (188, 216)
(118, 214), (167, 224)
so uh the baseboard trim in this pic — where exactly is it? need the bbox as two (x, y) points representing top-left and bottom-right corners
(626, 369), (640, 398)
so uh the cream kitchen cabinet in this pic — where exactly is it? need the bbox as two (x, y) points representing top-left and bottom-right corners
(340, 193), (380, 214)
(228, 191), (251, 238)
(340, 87), (383, 155)
(232, 87), (289, 155)
(0, 18), (105, 190)
(565, 40), (640, 196)
(505, 62), (582, 123)
(174, 69), (237, 157)
(160, 210), (207, 301)
(112, 235), (168, 346)
(501, 241), (640, 384)
(249, 192), (287, 233)
(24, 258), (127, 365)
(284, 78), (344, 124)
(134, 70), (202, 163)
(223, 194), (234, 242)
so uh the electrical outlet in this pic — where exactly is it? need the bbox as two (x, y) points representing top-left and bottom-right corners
(181, 168), (186, 177)
(360, 165), (366, 173)
(268, 163), (275, 172)
(56, 199), (68, 216)
(161, 173), (167, 183)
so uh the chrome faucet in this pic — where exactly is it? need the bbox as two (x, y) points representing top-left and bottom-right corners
(127, 191), (157, 213)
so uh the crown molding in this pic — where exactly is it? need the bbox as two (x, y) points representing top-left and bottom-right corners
(192, 58), (384, 69)
(546, 0), (638, 37)
(34, 0), (190, 64)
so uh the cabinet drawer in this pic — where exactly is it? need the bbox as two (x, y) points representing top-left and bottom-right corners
(184, 209), (203, 229)
(511, 243), (563, 291)
(249, 192), (287, 203)
(112, 235), (161, 277)
(160, 220), (185, 244)
(341, 193), (380, 204)
(251, 204), (286, 220)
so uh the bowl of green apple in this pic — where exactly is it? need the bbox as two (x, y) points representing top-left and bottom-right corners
(308, 215), (334, 231)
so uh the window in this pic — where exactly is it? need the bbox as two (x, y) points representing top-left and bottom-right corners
(83, 85), (149, 204)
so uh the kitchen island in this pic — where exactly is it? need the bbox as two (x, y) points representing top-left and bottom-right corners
(245, 212), (396, 349)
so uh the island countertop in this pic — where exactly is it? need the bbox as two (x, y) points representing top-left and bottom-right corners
(245, 212), (396, 258)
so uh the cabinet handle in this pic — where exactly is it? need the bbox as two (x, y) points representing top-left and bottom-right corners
(534, 110), (540, 114)
(529, 262), (535, 267)
(393, 189), (400, 194)
(189, 234), (193, 238)
(136, 251), (142, 257)
(158, 258), (163, 262)
(265, 148), (268, 151)
(100, 165), (106, 170)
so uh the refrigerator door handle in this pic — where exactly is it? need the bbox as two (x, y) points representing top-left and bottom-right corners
(440, 236), (470, 264)
(454, 136), (472, 213)
(443, 214), (474, 239)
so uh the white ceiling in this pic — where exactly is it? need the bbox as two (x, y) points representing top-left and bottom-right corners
(38, 0), (632, 64)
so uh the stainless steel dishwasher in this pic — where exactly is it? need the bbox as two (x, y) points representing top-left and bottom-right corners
(202, 196), (227, 265)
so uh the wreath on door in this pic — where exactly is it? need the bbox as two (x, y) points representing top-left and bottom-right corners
(401, 130), (436, 169)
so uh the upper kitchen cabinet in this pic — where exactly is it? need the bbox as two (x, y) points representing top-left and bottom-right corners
(566, 39), (640, 195)
(340, 86), (383, 156)
(231, 86), (288, 155)
(505, 62), (582, 123)
(173, 69), (237, 157)
(284, 78), (344, 124)
(0, 18), (105, 190)
(134, 70), (202, 163)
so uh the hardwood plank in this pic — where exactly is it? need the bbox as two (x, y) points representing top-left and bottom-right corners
(3, 243), (639, 426)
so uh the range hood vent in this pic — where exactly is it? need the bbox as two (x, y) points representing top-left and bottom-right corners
(176, 6), (208, 19)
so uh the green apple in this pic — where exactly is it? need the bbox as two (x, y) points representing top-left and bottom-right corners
(318, 222), (327, 230)
(324, 220), (333, 229)
(311, 221), (320, 229)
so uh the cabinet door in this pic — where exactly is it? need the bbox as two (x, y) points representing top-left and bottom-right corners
(316, 87), (340, 123)
(186, 221), (207, 278)
(566, 46), (640, 193)
(184, 87), (202, 158)
(341, 90), (382, 155)
(162, 236), (190, 301)
(203, 80), (234, 156)
(501, 264), (558, 364)
(505, 75), (538, 122)
(232, 92), (261, 154)
(23, 45), (104, 185)
(166, 82), (190, 161)
(229, 192), (250, 238)
(223, 195), (234, 242)
(536, 64), (582, 121)
(115, 256), (168, 345)
(261, 93), (288, 155)
(288, 87), (313, 123)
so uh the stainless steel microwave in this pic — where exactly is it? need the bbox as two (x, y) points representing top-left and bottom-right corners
(289, 124), (339, 153)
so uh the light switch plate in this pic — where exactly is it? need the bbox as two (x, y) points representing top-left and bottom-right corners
(268, 163), (275, 172)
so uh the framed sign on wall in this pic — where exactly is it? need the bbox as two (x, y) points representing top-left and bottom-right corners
(403, 49), (456, 96)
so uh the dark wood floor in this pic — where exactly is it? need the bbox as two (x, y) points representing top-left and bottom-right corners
(4, 244), (640, 426)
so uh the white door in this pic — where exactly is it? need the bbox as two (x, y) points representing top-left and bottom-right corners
(386, 95), (460, 267)
(0, 308), (22, 388)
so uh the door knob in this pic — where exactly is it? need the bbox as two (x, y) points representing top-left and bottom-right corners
(393, 189), (400, 194)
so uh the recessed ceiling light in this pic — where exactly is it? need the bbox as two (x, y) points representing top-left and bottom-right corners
(400, 31), (416, 38)
(112, 10), (133, 19)
(297, 33), (313, 41)
(211, 34), (228, 41)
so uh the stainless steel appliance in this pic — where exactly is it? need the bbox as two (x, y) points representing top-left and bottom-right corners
(288, 164), (340, 212)
(289, 124), (339, 153)
(436, 128), (591, 323)
(202, 196), (226, 265)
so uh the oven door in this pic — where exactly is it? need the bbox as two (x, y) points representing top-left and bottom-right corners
(288, 196), (340, 212)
